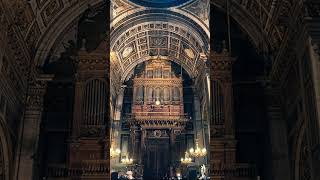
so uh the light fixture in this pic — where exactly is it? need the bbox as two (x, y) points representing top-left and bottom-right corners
(121, 156), (133, 165)
(180, 151), (192, 164)
(176, 173), (182, 180)
(189, 140), (207, 158)
(155, 98), (161, 106)
(110, 147), (121, 158)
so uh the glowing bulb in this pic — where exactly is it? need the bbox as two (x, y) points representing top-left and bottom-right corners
(155, 100), (161, 106)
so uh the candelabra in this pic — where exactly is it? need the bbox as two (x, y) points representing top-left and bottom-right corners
(180, 151), (192, 164)
(121, 156), (133, 165)
(189, 140), (207, 158)
(110, 147), (121, 158)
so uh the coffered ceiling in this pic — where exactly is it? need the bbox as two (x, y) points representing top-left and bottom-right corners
(110, 0), (210, 82)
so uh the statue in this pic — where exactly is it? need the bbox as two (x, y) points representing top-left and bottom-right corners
(198, 165), (208, 180)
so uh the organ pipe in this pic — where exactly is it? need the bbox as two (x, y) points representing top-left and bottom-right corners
(83, 79), (107, 126)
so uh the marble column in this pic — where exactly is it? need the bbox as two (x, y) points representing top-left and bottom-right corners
(16, 75), (52, 180)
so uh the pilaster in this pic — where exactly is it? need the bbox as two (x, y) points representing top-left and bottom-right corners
(265, 86), (291, 180)
(17, 74), (52, 180)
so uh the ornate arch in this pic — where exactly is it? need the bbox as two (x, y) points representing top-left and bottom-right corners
(210, 0), (279, 52)
(32, 0), (279, 68)
(34, 0), (104, 66)
(110, 9), (209, 82)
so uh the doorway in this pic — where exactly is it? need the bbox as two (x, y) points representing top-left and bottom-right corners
(144, 138), (170, 180)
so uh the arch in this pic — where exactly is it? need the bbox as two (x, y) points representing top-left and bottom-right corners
(34, 0), (104, 66)
(210, 1), (273, 51)
(110, 9), (209, 47)
(32, 1), (274, 69)
(0, 116), (12, 180)
(110, 9), (209, 81)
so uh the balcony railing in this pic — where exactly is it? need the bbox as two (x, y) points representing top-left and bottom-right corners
(46, 161), (110, 178)
(125, 112), (190, 121)
(209, 163), (256, 178)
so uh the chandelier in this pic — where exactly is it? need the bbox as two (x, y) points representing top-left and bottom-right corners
(121, 156), (133, 165)
(189, 141), (207, 158)
(180, 151), (192, 164)
(110, 147), (121, 158)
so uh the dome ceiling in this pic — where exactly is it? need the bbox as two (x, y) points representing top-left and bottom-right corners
(128, 0), (192, 8)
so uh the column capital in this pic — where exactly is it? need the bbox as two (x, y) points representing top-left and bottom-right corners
(25, 74), (54, 111)
(209, 51), (236, 82)
(209, 51), (236, 71)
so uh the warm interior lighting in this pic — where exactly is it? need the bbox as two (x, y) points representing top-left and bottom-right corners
(110, 147), (121, 158)
(155, 99), (161, 106)
(121, 156), (133, 165)
(189, 141), (207, 158)
(180, 151), (192, 164)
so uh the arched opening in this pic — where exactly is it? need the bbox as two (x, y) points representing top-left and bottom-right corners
(111, 59), (204, 179)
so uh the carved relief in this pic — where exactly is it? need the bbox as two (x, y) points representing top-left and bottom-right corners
(183, 0), (209, 25)
(8, 1), (33, 37)
(36, 0), (47, 9)
(111, 22), (206, 79)
(111, 0), (135, 19)
(25, 23), (41, 53)
(41, 0), (64, 26)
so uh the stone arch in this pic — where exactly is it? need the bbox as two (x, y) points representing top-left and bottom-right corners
(210, 1), (273, 51)
(0, 116), (12, 180)
(33, 2), (274, 68)
(34, 0), (104, 66)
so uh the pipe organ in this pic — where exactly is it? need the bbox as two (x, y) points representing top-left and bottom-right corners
(211, 81), (225, 126)
(68, 42), (110, 179)
(209, 49), (237, 179)
(83, 79), (107, 127)
(126, 60), (190, 179)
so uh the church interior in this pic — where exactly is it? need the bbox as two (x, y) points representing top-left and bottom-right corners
(0, 0), (320, 180)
